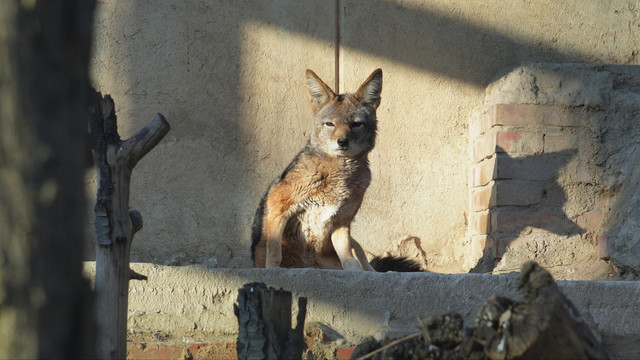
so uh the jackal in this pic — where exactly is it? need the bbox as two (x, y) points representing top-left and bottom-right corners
(251, 69), (419, 272)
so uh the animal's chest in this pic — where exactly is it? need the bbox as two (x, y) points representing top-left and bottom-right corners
(281, 156), (370, 253)
(298, 203), (341, 246)
(302, 162), (370, 204)
(294, 168), (369, 249)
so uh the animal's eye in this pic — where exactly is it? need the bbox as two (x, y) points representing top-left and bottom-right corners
(324, 122), (335, 127)
(351, 122), (364, 129)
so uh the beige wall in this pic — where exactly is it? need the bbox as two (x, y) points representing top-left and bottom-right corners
(89, 0), (640, 271)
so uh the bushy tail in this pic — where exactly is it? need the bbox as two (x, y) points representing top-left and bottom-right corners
(370, 255), (422, 272)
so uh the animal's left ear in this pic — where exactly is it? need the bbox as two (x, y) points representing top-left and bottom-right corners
(306, 69), (336, 114)
(355, 68), (382, 109)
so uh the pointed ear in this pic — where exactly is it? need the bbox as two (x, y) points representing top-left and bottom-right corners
(306, 69), (336, 114)
(355, 68), (382, 109)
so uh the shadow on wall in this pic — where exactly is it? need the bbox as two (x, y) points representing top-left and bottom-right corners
(594, 87), (640, 273)
(103, 0), (620, 265)
(338, 1), (590, 87)
(469, 147), (584, 274)
(113, 1), (255, 265)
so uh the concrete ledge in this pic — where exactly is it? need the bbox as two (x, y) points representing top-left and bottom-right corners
(84, 263), (639, 358)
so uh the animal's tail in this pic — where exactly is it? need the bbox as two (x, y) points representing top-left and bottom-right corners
(370, 255), (422, 272)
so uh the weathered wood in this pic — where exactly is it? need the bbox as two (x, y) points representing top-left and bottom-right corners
(90, 92), (170, 359)
(353, 261), (608, 360)
(475, 261), (609, 360)
(235, 282), (307, 360)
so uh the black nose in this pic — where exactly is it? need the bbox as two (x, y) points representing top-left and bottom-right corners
(337, 137), (349, 147)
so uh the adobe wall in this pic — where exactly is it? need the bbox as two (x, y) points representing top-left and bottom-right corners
(466, 64), (640, 278)
(88, 0), (640, 273)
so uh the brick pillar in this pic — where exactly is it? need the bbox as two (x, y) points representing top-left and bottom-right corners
(468, 104), (607, 260)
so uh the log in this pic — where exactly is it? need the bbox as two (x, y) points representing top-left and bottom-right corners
(474, 261), (609, 360)
(352, 261), (608, 360)
(90, 91), (170, 359)
(235, 282), (307, 360)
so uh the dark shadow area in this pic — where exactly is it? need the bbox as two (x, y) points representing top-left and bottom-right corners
(237, 0), (591, 87)
(470, 148), (584, 273)
(115, 1), (250, 264)
(591, 79), (640, 274)
(337, 1), (588, 87)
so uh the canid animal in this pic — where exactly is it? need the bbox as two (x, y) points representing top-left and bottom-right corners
(251, 69), (419, 272)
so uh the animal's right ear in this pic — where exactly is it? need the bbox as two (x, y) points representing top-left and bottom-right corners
(306, 70), (336, 114)
(355, 68), (382, 110)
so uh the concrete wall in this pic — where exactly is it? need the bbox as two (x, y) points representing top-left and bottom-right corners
(88, 0), (640, 271)
(83, 263), (640, 359)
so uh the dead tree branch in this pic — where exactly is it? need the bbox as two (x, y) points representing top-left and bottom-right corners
(90, 91), (169, 359)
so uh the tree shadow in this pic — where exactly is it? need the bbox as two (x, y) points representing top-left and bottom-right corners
(469, 147), (585, 273)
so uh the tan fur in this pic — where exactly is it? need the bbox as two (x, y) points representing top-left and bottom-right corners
(251, 69), (383, 270)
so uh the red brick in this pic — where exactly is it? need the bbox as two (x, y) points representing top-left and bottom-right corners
(598, 235), (610, 260)
(127, 343), (183, 360)
(471, 180), (542, 212)
(491, 208), (575, 234)
(496, 131), (544, 154)
(472, 129), (495, 162)
(494, 180), (543, 206)
(491, 234), (509, 258)
(491, 210), (524, 233)
(336, 348), (355, 360)
(492, 240), (504, 259)
(469, 105), (498, 139)
(469, 210), (491, 235)
(473, 129), (543, 162)
(466, 235), (495, 261)
(577, 210), (604, 231)
(127, 342), (238, 360)
(470, 155), (496, 187)
(470, 235), (493, 253)
(471, 183), (496, 211)
(495, 104), (580, 127)
(494, 153), (565, 181)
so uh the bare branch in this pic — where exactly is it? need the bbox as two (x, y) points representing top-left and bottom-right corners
(121, 113), (170, 171)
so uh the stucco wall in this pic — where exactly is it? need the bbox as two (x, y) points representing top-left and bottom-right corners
(88, 0), (640, 271)
(466, 64), (640, 278)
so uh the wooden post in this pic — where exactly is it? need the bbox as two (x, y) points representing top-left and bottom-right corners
(235, 283), (307, 360)
(90, 92), (170, 359)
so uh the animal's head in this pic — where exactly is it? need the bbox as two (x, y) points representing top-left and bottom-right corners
(305, 69), (382, 158)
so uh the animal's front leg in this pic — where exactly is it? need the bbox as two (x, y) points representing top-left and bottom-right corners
(331, 226), (373, 271)
(263, 186), (293, 268)
(264, 214), (287, 267)
(350, 237), (375, 271)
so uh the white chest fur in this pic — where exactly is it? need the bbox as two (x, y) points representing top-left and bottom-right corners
(298, 202), (341, 248)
